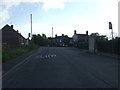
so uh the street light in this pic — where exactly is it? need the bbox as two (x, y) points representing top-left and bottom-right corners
(30, 14), (32, 40)
(52, 27), (53, 38)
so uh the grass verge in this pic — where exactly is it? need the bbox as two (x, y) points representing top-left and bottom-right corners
(2, 44), (39, 63)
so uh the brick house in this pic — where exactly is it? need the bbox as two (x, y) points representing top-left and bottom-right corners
(1, 24), (26, 45)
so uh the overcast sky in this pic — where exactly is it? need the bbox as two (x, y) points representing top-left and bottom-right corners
(0, 0), (119, 38)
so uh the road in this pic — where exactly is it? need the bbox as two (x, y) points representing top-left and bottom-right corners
(2, 47), (118, 88)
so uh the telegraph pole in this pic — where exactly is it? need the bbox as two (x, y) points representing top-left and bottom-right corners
(30, 14), (32, 40)
(52, 27), (53, 38)
(52, 27), (54, 46)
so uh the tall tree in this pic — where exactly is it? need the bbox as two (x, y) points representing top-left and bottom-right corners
(32, 34), (50, 46)
(63, 36), (70, 46)
(90, 32), (99, 36)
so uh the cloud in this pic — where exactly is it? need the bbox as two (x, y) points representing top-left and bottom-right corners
(0, 0), (119, 38)
(0, 7), (9, 26)
(0, 0), (66, 27)
(99, 0), (119, 37)
(42, 0), (65, 11)
(0, 0), (20, 26)
(15, 23), (54, 38)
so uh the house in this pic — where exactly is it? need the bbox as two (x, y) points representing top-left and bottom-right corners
(54, 34), (70, 47)
(48, 37), (56, 46)
(1, 24), (27, 45)
(69, 37), (74, 46)
(72, 30), (88, 43)
(48, 34), (70, 47)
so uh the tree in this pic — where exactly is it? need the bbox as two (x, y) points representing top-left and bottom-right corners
(42, 34), (46, 39)
(32, 34), (50, 46)
(90, 32), (99, 36)
(63, 36), (70, 46)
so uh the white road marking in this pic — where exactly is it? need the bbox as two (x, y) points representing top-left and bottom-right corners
(45, 55), (48, 58)
(47, 55), (50, 58)
(35, 54), (57, 59)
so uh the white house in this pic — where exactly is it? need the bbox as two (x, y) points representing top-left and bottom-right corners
(72, 30), (88, 43)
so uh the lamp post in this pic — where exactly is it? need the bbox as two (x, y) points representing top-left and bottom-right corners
(52, 27), (53, 38)
(30, 14), (32, 40)
(52, 27), (53, 46)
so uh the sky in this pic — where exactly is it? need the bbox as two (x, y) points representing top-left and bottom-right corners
(0, 0), (119, 39)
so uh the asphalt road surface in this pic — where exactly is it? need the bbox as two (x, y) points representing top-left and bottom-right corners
(2, 47), (118, 88)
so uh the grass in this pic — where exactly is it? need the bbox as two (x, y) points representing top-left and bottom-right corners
(2, 44), (39, 63)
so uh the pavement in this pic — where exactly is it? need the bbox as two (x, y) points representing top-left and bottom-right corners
(2, 47), (118, 88)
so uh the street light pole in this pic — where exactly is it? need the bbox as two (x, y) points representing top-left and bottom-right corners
(30, 14), (32, 40)
(52, 27), (53, 38)
(52, 27), (53, 47)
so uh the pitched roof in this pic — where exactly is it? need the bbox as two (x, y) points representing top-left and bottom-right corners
(1, 24), (26, 39)
(75, 34), (88, 38)
(2, 24), (13, 31)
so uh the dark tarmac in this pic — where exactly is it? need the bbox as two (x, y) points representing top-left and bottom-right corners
(2, 47), (118, 88)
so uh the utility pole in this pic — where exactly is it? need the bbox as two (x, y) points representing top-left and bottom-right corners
(30, 14), (32, 40)
(52, 27), (54, 47)
(52, 27), (53, 38)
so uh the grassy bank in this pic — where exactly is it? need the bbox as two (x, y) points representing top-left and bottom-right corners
(2, 44), (39, 63)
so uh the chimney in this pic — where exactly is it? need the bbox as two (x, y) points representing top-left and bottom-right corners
(11, 25), (13, 29)
(86, 31), (88, 35)
(74, 30), (77, 34)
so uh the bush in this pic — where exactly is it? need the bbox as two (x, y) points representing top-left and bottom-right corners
(97, 37), (120, 55)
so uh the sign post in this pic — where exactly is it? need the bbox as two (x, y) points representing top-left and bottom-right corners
(109, 22), (113, 39)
